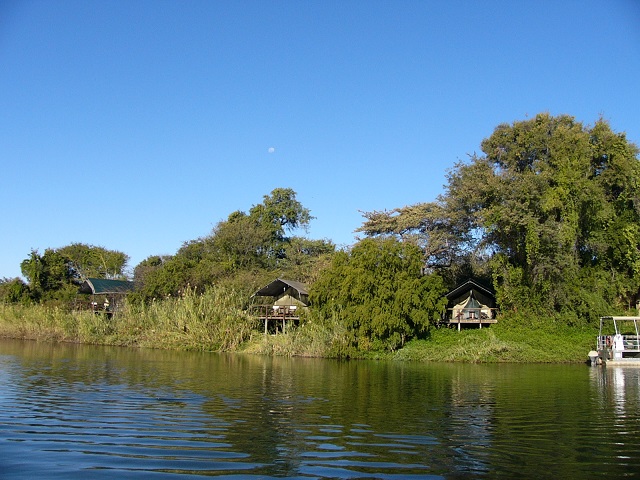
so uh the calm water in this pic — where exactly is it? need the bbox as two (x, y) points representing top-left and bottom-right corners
(1, 339), (639, 479)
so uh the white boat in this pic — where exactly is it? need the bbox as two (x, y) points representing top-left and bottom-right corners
(589, 316), (640, 366)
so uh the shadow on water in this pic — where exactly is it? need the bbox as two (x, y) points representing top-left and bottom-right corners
(1, 338), (639, 479)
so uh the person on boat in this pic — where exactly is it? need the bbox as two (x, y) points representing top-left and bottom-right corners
(605, 335), (613, 359)
(613, 333), (624, 360)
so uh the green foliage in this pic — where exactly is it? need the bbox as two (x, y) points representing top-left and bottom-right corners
(57, 243), (129, 280)
(450, 113), (640, 319)
(0, 277), (31, 304)
(359, 114), (640, 324)
(310, 237), (448, 352)
(20, 249), (73, 301)
(211, 211), (276, 270)
(279, 237), (335, 283)
(131, 254), (197, 302)
(248, 187), (313, 240)
(132, 188), (332, 302)
(18, 244), (129, 304)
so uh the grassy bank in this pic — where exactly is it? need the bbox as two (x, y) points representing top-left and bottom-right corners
(242, 311), (598, 362)
(393, 322), (596, 363)
(0, 290), (598, 362)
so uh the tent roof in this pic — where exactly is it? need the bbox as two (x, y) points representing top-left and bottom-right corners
(78, 278), (135, 295)
(446, 278), (495, 301)
(253, 278), (308, 297)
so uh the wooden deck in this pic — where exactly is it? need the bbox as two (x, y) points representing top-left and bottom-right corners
(250, 305), (301, 334)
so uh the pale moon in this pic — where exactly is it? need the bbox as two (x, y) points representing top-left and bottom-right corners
(268, 147), (275, 153)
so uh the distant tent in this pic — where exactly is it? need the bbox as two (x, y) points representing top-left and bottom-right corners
(445, 279), (495, 309)
(78, 278), (134, 295)
(77, 278), (134, 317)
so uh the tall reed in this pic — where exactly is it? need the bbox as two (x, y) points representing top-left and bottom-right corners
(243, 309), (351, 357)
(0, 285), (258, 352)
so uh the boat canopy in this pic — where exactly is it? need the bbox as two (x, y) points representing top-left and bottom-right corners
(599, 316), (640, 337)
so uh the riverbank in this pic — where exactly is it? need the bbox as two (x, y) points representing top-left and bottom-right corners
(0, 292), (597, 363)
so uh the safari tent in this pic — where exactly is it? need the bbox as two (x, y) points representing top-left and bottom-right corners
(78, 278), (135, 316)
(445, 279), (497, 330)
(251, 278), (309, 333)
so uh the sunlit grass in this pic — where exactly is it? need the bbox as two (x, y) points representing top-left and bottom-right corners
(0, 286), (257, 352)
(0, 297), (598, 362)
(395, 318), (597, 363)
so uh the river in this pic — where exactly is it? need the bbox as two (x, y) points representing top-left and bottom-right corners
(0, 338), (639, 479)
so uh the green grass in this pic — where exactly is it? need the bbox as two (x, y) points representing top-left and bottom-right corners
(241, 311), (351, 357)
(394, 320), (597, 363)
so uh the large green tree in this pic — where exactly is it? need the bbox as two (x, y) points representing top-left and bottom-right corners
(447, 114), (640, 318)
(0, 277), (31, 304)
(20, 249), (74, 302)
(249, 187), (313, 240)
(360, 114), (640, 321)
(310, 237), (447, 352)
(57, 243), (129, 280)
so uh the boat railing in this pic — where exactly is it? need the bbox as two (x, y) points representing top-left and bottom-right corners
(597, 335), (640, 352)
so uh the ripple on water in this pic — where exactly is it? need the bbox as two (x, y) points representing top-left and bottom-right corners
(2, 344), (640, 479)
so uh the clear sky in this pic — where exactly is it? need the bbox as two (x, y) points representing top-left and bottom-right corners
(1, 0), (639, 279)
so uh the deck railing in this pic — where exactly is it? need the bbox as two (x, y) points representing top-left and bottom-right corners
(446, 308), (498, 321)
(445, 308), (498, 330)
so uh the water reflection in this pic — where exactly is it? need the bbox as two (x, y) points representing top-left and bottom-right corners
(1, 339), (639, 479)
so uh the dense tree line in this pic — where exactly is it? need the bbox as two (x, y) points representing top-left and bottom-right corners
(3, 114), (639, 351)
(358, 114), (640, 323)
(130, 188), (335, 302)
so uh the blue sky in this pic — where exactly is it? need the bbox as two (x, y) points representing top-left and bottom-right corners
(1, 0), (639, 279)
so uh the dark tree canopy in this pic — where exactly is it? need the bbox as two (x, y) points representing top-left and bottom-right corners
(0, 277), (31, 304)
(249, 187), (313, 239)
(20, 249), (73, 301)
(452, 114), (640, 317)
